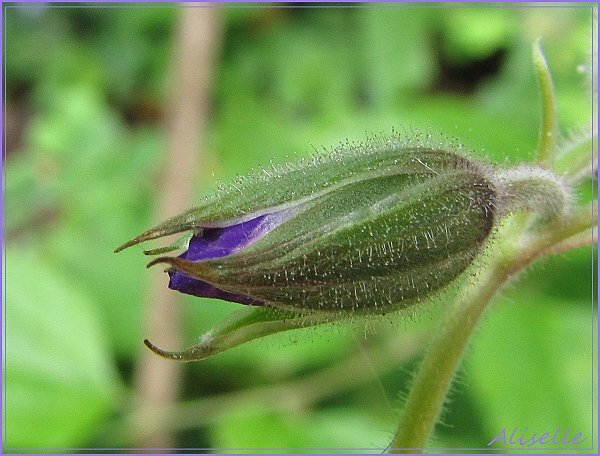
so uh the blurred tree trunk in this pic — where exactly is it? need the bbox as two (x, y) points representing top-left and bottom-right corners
(132, 5), (222, 449)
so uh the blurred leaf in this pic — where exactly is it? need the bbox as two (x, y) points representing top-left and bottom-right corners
(92, 8), (175, 104)
(359, 8), (436, 105)
(4, 247), (121, 448)
(466, 287), (595, 448)
(441, 9), (517, 60)
(210, 406), (390, 451)
(522, 248), (596, 302)
(5, 8), (69, 89)
(7, 80), (164, 355)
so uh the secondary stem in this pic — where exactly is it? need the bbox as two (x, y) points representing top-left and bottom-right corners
(388, 256), (510, 453)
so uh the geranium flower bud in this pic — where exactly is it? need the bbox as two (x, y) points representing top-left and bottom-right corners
(116, 135), (497, 315)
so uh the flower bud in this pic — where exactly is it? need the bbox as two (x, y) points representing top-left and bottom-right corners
(117, 136), (497, 315)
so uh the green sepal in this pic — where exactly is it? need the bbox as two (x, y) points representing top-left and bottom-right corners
(143, 233), (193, 256)
(143, 306), (332, 362)
(115, 135), (492, 253)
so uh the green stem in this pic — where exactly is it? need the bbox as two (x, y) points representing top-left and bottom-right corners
(388, 257), (510, 453)
(388, 207), (596, 453)
(533, 39), (558, 167)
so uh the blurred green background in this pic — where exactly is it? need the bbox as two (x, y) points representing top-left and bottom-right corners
(3, 3), (596, 452)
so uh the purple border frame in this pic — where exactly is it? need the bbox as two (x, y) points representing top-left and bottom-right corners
(0, 1), (597, 455)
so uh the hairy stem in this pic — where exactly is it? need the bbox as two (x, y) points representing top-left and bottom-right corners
(388, 257), (509, 452)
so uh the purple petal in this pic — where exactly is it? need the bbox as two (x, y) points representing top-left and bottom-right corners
(167, 272), (263, 306)
(168, 211), (290, 304)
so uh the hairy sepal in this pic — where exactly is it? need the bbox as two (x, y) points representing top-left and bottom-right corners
(146, 147), (497, 314)
(143, 306), (331, 362)
(115, 134), (493, 253)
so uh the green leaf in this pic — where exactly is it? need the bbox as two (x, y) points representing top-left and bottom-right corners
(4, 248), (121, 449)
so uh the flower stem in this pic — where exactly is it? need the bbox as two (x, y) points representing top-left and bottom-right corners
(388, 256), (510, 453)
